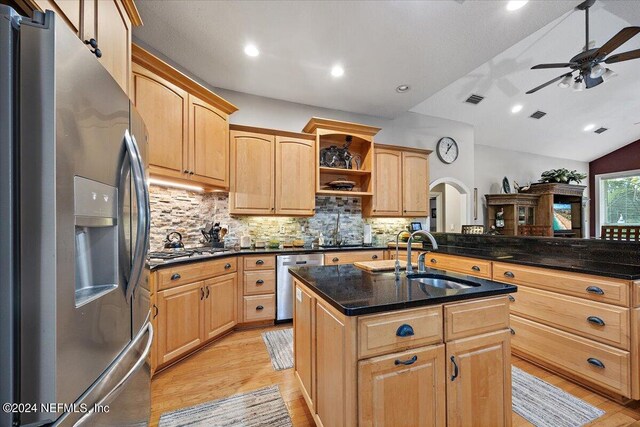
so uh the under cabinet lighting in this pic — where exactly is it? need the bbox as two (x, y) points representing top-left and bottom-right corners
(148, 178), (204, 192)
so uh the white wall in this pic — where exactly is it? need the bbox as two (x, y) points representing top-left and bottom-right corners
(474, 144), (589, 226)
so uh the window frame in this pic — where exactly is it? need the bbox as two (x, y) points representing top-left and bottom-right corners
(594, 168), (640, 237)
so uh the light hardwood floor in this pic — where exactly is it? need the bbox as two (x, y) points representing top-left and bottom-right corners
(151, 324), (640, 427)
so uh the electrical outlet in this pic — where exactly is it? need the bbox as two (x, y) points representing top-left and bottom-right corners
(280, 225), (285, 234)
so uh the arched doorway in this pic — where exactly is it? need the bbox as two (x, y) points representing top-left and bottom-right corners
(429, 177), (472, 232)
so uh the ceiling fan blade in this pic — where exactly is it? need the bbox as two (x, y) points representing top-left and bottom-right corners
(526, 73), (573, 95)
(605, 48), (640, 64)
(590, 27), (640, 59)
(531, 63), (576, 69)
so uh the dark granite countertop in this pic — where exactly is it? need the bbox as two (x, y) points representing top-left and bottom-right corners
(148, 245), (388, 270)
(289, 265), (517, 316)
(429, 245), (640, 280)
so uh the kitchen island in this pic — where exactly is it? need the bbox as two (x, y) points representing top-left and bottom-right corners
(289, 265), (517, 427)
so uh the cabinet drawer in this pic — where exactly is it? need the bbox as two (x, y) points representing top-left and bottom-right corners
(243, 255), (276, 271)
(511, 315), (631, 397)
(243, 295), (275, 322)
(444, 296), (510, 341)
(358, 306), (443, 359)
(244, 270), (276, 295)
(493, 262), (630, 307)
(157, 258), (237, 290)
(324, 250), (384, 265)
(510, 285), (630, 349)
(426, 253), (492, 279)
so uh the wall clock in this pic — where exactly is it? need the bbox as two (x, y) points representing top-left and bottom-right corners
(436, 137), (459, 164)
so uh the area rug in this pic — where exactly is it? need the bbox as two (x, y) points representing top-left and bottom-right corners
(158, 385), (292, 427)
(512, 366), (605, 427)
(261, 328), (294, 371)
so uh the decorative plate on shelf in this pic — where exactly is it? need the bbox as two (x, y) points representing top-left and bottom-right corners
(327, 180), (356, 191)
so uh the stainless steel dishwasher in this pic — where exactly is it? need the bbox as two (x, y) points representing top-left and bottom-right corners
(277, 253), (324, 321)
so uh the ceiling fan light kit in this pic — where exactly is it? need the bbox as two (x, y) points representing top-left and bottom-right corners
(526, 0), (640, 95)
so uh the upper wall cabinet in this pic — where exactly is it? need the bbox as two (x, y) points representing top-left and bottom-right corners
(132, 45), (238, 190)
(27, 0), (141, 95)
(229, 126), (316, 216)
(363, 144), (431, 218)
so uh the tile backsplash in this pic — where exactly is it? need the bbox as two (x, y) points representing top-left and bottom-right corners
(149, 185), (421, 251)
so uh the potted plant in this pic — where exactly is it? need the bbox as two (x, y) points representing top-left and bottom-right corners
(538, 168), (587, 184)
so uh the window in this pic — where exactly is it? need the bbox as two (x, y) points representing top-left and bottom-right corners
(595, 170), (640, 236)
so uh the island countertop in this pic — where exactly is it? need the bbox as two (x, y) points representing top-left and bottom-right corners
(288, 264), (517, 316)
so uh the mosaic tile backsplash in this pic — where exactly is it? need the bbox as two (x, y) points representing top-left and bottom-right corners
(149, 185), (421, 251)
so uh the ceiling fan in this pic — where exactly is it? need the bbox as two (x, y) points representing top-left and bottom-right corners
(526, 0), (640, 94)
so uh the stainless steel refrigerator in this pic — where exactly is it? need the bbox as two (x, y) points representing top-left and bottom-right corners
(0, 6), (153, 426)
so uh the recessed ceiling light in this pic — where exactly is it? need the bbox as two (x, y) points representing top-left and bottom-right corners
(331, 65), (344, 78)
(583, 124), (596, 132)
(244, 44), (259, 57)
(506, 0), (528, 11)
(511, 104), (523, 114)
(396, 85), (410, 93)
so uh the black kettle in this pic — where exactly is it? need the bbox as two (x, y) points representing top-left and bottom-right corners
(164, 231), (184, 249)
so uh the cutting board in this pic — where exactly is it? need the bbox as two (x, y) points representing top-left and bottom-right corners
(354, 260), (406, 272)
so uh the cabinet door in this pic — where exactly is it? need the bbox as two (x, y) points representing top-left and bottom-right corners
(95, 0), (131, 94)
(229, 131), (275, 214)
(156, 282), (205, 366)
(133, 64), (189, 180)
(188, 95), (229, 189)
(294, 283), (315, 408)
(402, 152), (429, 216)
(358, 345), (446, 427)
(372, 148), (402, 216)
(35, 0), (81, 33)
(446, 330), (511, 427)
(275, 136), (315, 215)
(203, 273), (237, 340)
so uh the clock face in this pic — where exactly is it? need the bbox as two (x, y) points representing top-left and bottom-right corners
(437, 137), (459, 164)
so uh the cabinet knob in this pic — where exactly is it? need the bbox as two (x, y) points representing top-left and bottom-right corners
(396, 324), (415, 337)
(93, 48), (102, 58)
(587, 358), (605, 369)
(184, 169), (189, 174)
(587, 316), (605, 326)
(503, 271), (515, 278)
(372, 254), (378, 259)
(84, 38), (98, 49)
(332, 257), (339, 262)
(170, 273), (181, 281)
(256, 259), (264, 265)
(256, 305), (264, 310)
(256, 279), (264, 285)
(471, 265), (480, 271)
(224, 263), (232, 269)
(189, 171), (194, 175)
(430, 258), (437, 264)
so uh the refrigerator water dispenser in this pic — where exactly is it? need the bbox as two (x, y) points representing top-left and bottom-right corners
(74, 176), (119, 307)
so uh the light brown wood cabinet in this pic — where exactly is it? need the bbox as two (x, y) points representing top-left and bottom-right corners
(294, 276), (513, 427)
(358, 345), (446, 427)
(323, 250), (384, 265)
(132, 45), (237, 190)
(364, 145), (431, 217)
(151, 261), (238, 371)
(446, 330), (512, 427)
(230, 126), (316, 216)
(237, 255), (277, 326)
(26, 0), (140, 95)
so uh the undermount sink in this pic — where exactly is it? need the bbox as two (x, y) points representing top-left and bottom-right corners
(407, 273), (480, 290)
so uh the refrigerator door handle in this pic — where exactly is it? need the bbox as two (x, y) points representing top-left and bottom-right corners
(74, 320), (154, 426)
(123, 129), (150, 300)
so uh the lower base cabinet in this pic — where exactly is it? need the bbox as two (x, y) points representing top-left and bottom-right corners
(358, 345), (446, 427)
(446, 330), (512, 427)
(204, 274), (237, 340)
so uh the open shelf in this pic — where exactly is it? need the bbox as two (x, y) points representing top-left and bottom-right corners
(317, 189), (373, 197)
(318, 166), (371, 176)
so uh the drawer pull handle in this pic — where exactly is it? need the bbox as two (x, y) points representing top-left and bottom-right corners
(224, 263), (232, 269)
(510, 327), (515, 335)
(205, 286), (210, 298)
(256, 260), (264, 265)
(396, 324), (415, 337)
(256, 279), (264, 285)
(504, 271), (515, 278)
(170, 273), (181, 281)
(256, 305), (264, 310)
(471, 265), (481, 271)
(372, 254), (378, 259)
(153, 304), (159, 319)
(394, 355), (418, 366)
(430, 258), (437, 263)
(586, 286), (604, 295)
(450, 356), (459, 381)
(332, 257), (339, 262)
(587, 316), (605, 326)
(508, 295), (515, 302)
(587, 358), (605, 369)
(200, 287), (205, 300)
